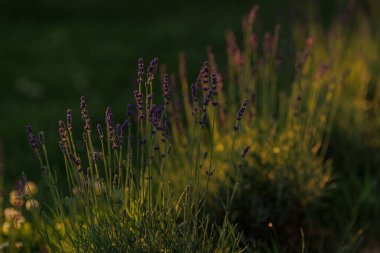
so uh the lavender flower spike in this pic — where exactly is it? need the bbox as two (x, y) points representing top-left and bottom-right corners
(38, 131), (45, 145)
(67, 109), (73, 130)
(162, 74), (172, 104)
(236, 99), (248, 121)
(241, 146), (250, 158)
(147, 57), (158, 83)
(26, 125), (39, 153)
(80, 96), (88, 120)
(137, 57), (144, 84)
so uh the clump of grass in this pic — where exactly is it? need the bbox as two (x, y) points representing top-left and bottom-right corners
(26, 58), (247, 252)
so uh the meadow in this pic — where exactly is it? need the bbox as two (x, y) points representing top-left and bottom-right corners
(0, 0), (379, 252)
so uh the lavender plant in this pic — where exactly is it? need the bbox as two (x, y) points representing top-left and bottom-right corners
(292, 2), (380, 248)
(162, 6), (342, 249)
(26, 58), (247, 252)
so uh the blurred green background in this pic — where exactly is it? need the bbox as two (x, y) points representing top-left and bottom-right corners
(0, 0), (339, 187)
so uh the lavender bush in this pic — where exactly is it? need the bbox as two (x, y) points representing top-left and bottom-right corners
(26, 57), (248, 252)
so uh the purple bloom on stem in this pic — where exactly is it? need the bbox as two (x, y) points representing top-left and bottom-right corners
(116, 123), (123, 145)
(236, 99), (248, 121)
(234, 99), (248, 131)
(147, 94), (153, 109)
(127, 104), (134, 118)
(191, 83), (199, 102)
(199, 111), (207, 129)
(137, 58), (144, 84)
(200, 61), (209, 91)
(26, 125), (39, 153)
(162, 74), (171, 104)
(241, 146), (250, 158)
(121, 119), (129, 131)
(38, 131), (45, 145)
(84, 119), (91, 131)
(106, 107), (114, 129)
(147, 57), (158, 83)
(80, 96), (88, 120)
(67, 109), (72, 130)
(97, 124), (104, 139)
(58, 121), (67, 142)
(69, 153), (81, 172)
(106, 107), (118, 149)
(134, 90), (144, 120)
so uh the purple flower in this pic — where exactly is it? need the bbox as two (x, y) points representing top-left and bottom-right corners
(121, 119), (129, 132)
(106, 107), (114, 130)
(59, 141), (67, 153)
(241, 146), (250, 158)
(149, 104), (162, 134)
(26, 125), (39, 153)
(147, 57), (158, 83)
(234, 99), (248, 131)
(116, 123), (123, 145)
(93, 152), (101, 162)
(58, 121), (67, 142)
(84, 119), (91, 131)
(106, 107), (118, 149)
(67, 109), (72, 130)
(80, 96), (88, 120)
(147, 94), (153, 109)
(137, 57), (144, 84)
(97, 124), (104, 139)
(236, 99), (248, 121)
(69, 153), (81, 171)
(162, 74), (172, 104)
(199, 111), (207, 129)
(127, 104), (134, 118)
(38, 131), (45, 145)
(201, 61), (209, 91)
(191, 83), (199, 102)
(134, 90), (144, 120)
